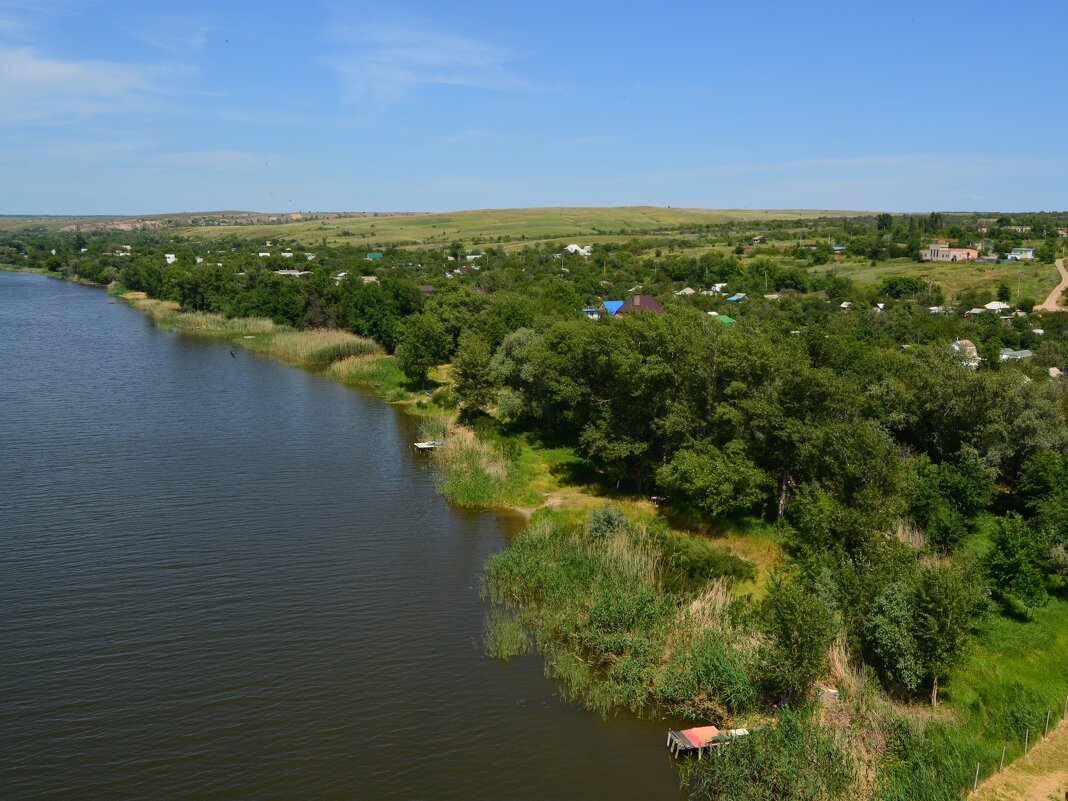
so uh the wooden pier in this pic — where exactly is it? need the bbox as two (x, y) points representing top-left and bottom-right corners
(413, 441), (445, 452)
(666, 726), (750, 758)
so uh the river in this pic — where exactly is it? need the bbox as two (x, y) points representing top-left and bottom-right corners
(0, 271), (682, 800)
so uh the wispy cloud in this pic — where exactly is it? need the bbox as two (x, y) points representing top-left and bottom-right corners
(0, 46), (184, 124)
(324, 21), (538, 105)
(145, 150), (280, 171)
(123, 11), (217, 55)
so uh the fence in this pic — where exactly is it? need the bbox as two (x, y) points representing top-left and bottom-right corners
(958, 691), (1068, 798)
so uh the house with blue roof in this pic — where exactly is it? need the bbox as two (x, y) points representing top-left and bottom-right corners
(601, 300), (624, 316)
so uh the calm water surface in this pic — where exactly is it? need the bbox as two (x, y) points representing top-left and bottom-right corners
(0, 272), (682, 800)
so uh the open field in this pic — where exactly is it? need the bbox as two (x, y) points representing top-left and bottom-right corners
(811, 258), (1063, 303)
(0, 206), (841, 248)
(172, 206), (865, 248)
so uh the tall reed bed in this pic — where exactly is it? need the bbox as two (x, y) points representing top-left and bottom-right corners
(126, 295), (278, 336)
(481, 508), (758, 720)
(261, 329), (381, 366)
(431, 425), (539, 508)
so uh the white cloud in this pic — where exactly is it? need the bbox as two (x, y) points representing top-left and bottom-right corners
(324, 22), (537, 105)
(0, 46), (182, 124)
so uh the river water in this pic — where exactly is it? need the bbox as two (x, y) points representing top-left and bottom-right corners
(0, 271), (682, 800)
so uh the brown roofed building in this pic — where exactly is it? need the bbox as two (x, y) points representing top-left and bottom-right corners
(617, 294), (665, 315)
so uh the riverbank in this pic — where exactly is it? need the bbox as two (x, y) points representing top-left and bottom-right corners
(53, 280), (1068, 799)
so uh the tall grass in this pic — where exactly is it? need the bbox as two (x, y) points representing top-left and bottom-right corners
(483, 611), (531, 661)
(481, 509), (758, 720)
(679, 709), (857, 801)
(128, 296), (278, 336)
(326, 354), (409, 395)
(261, 329), (381, 366)
(432, 425), (539, 508)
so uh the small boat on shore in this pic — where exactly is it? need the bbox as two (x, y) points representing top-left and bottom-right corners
(413, 441), (446, 452)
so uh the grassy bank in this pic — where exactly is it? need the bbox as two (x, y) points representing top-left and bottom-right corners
(481, 508), (761, 720)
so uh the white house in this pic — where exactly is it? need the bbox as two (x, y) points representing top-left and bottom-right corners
(999, 348), (1033, 362)
(258, 252), (271, 258)
(921, 245), (979, 262)
(674, 287), (696, 296)
(984, 300), (1011, 312)
(1007, 247), (1036, 260)
(564, 244), (592, 257)
(165, 253), (177, 264)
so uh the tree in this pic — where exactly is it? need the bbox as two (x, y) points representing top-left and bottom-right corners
(760, 575), (835, 701)
(451, 330), (497, 420)
(913, 561), (982, 706)
(984, 513), (1048, 613)
(394, 312), (451, 385)
(655, 441), (770, 519)
(997, 282), (1012, 303)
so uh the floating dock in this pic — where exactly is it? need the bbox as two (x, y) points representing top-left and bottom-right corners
(413, 441), (445, 452)
(666, 726), (749, 758)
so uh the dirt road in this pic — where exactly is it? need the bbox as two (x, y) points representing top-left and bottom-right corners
(1035, 258), (1068, 312)
(973, 715), (1068, 801)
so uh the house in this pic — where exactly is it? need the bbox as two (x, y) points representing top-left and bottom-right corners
(333, 272), (348, 284)
(763, 293), (782, 301)
(258, 252), (271, 258)
(1007, 247), (1036, 260)
(1050, 367), (1065, 379)
(674, 287), (696, 296)
(274, 269), (310, 277)
(999, 348), (1033, 362)
(952, 339), (981, 367)
(582, 308), (600, 319)
(840, 301), (853, 309)
(928, 306), (946, 314)
(751, 235), (767, 244)
(831, 245), (847, 254)
(564, 244), (592, 257)
(712, 313), (737, 326)
(726, 293), (748, 302)
(305, 253), (316, 260)
(921, 245), (979, 262)
(1003, 226), (1031, 233)
(281, 251), (294, 258)
(165, 253), (177, 264)
(617, 294), (664, 315)
(874, 303), (886, 312)
(1057, 228), (1068, 238)
(984, 300), (1011, 312)
(362, 275), (379, 284)
(964, 307), (987, 317)
(600, 300), (625, 316)
(366, 252), (384, 261)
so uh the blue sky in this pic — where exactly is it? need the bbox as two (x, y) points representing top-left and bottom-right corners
(1, 0), (1065, 214)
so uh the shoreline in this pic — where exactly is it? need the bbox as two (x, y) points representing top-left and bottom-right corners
(12, 268), (1067, 799)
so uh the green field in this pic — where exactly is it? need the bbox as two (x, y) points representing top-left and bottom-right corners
(1, 206), (865, 243)
(811, 257), (1062, 304)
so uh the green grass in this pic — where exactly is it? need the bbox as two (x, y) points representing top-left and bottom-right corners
(876, 600), (1068, 800)
(810, 258), (1061, 304)
(483, 611), (532, 661)
(171, 206), (866, 249)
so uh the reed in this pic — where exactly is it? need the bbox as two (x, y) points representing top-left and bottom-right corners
(482, 611), (531, 661)
(262, 329), (381, 366)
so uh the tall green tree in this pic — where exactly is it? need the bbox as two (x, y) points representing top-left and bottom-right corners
(394, 312), (451, 385)
(451, 330), (497, 421)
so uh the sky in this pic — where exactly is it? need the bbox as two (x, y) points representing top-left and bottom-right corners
(1, 0), (1065, 215)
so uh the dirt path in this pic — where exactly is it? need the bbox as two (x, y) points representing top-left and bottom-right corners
(1035, 258), (1068, 312)
(973, 715), (1068, 801)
